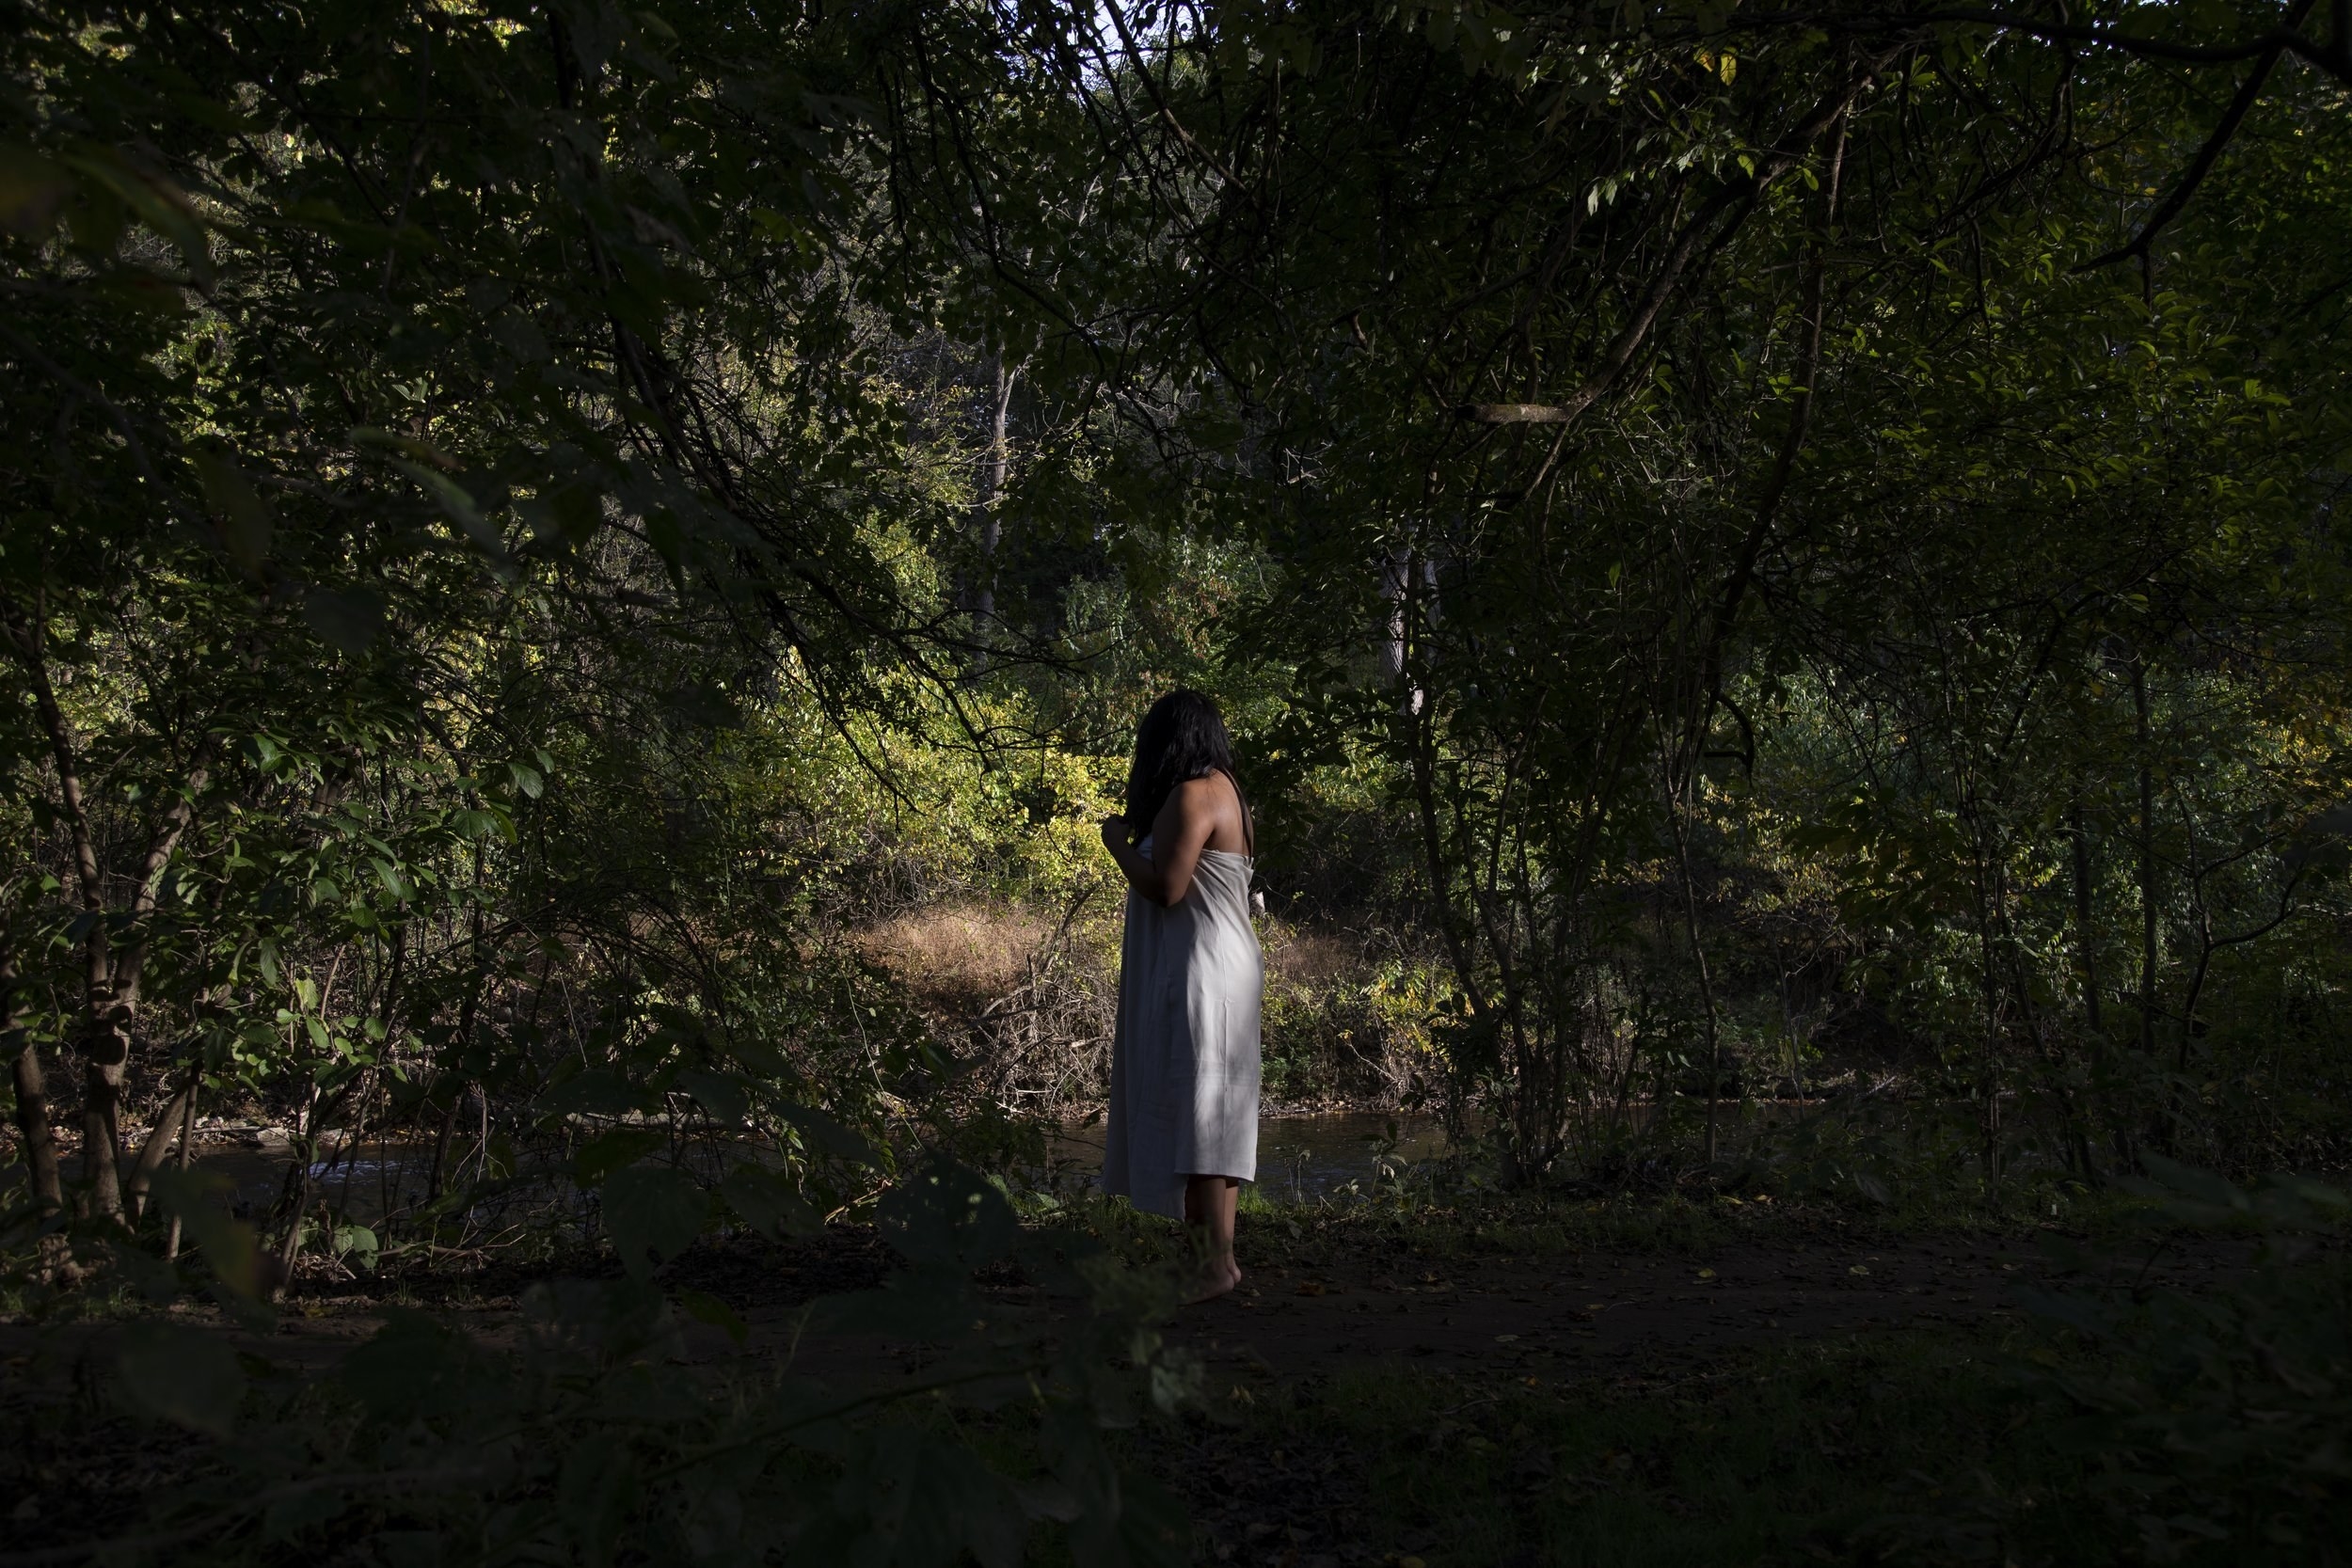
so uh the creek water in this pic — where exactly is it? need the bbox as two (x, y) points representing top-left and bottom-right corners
(185, 1110), (1452, 1227)
(1047, 1111), (1448, 1203)
(196, 1141), (441, 1224)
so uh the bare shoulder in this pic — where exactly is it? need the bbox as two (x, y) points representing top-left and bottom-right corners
(1175, 772), (1248, 852)
(1174, 773), (1237, 816)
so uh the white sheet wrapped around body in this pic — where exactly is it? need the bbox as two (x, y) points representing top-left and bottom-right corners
(1101, 836), (1263, 1218)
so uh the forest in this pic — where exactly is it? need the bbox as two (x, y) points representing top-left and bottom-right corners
(2, 0), (2348, 1563)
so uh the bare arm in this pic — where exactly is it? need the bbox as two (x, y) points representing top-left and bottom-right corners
(1100, 777), (1225, 907)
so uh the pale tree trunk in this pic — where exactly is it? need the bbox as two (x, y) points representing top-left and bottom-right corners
(1377, 546), (1436, 712)
(163, 1084), (198, 1260)
(124, 1069), (200, 1225)
(971, 354), (1014, 625)
(1378, 546), (1408, 681)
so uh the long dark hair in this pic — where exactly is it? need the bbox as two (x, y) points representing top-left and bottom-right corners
(1123, 689), (1250, 847)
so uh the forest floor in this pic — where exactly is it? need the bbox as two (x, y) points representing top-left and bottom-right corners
(0, 1195), (2272, 1566)
(1117, 1211), (2250, 1567)
(0, 1196), (2238, 1382)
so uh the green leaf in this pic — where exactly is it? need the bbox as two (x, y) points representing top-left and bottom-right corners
(61, 148), (212, 280)
(723, 1036), (794, 1080)
(262, 1487), (349, 1543)
(601, 1164), (708, 1279)
(316, 1055), (365, 1093)
(541, 480), (604, 545)
(372, 858), (414, 901)
(192, 451), (272, 574)
(349, 425), (460, 469)
(779, 1103), (881, 1165)
(448, 806), (514, 842)
(0, 144), (72, 238)
(2137, 1153), (2246, 1212)
(358, 1533), (442, 1568)
(149, 1166), (267, 1303)
(395, 459), (505, 555)
(340, 1311), (485, 1420)
(1014, 1477), (1083, 1523)
(114, 1322), (246, 1437)
(556, 1431), (639, 1568)
(303, 586), (386, 655)
(819, 1429), (1029, 1568)
(720, 1163), (820, 1239)
(105, 1239), (183, 1306)
(675, 1288), (747, 1347)
(877, 1160), (1017, 1273)
(673, 1067), (748, 1125)
(1847, 1167), (1892, 1206)
(574, 1128), (666, 1186)
(330, 1223), (380, 1271)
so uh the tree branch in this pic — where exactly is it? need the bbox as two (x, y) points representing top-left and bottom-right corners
(2074, 0), (2320, 271)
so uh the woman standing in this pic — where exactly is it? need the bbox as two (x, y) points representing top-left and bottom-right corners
(1098, 689), (1262, 1303)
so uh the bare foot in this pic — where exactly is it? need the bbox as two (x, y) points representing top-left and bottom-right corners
(1185, 1258), (1244, 1305)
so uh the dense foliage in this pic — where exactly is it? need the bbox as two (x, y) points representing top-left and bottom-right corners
(4, 0), (2350, 1562)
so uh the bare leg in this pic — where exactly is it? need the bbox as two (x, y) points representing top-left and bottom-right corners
(1183, 1175), (1242, 1303)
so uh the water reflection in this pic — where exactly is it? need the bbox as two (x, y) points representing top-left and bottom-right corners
(1050, 1112), (1446, 1203)
(189, 1110), (1450, 1224)
(197, 1144), (443, 1224)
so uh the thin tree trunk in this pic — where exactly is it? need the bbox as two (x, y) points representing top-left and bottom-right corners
(80, 1022), (128, 1221)
(426, 1083), (462, 1204)
(1969, 804), (2005, 1192)
(2070, 804), (2129, 1175)
(2133, 653), (2158, 1064)
(163, 1083), (198, 1261)
(1379, 546), (1410, 682)
(971, 354), (1012, 625)
(430, 843), (488, 1205)
(124, 1069), (201, 1224)
(2, 594), (120, 1217)
(271, 1081), (324, 1302)
(2070, 806), (2103, 1037)
(1775, 946), (1808, 1105)
(4, 945), (62, 1216)
(5, 594), (217, 1221)
(1684, 109), (1851, 778)
(1663, 779), (1723, 1166)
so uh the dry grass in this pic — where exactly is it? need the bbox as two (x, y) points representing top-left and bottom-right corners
(859, 900), (1426, 1110)
(857, 902), (1058, 1017)
(1261, 925), (1367, 990)
(857, 898), (1119, 1106)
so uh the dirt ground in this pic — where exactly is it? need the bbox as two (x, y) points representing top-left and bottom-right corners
(758, 1215), (2241, 1390)
(0, 1213), (2248, 1393)
(1165, 1233), (2083, 1383)
(0, 1213), (2267, 1568)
